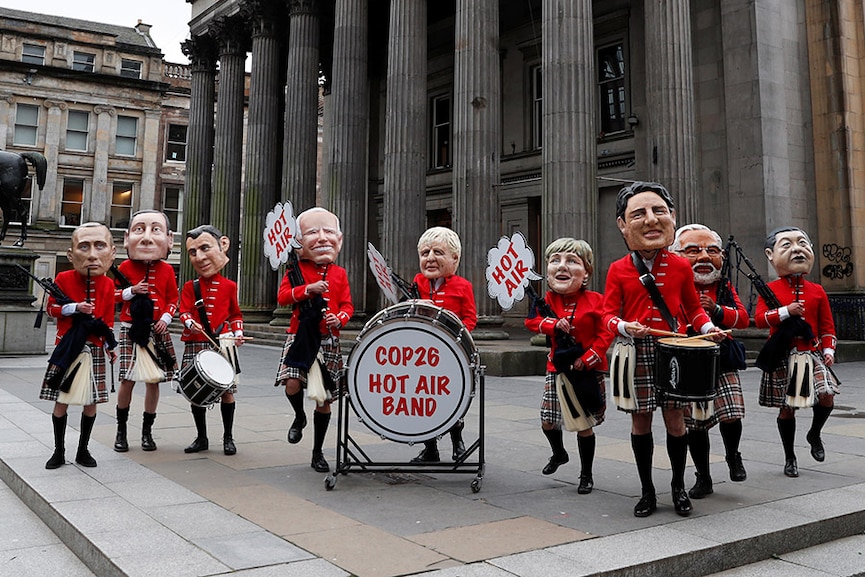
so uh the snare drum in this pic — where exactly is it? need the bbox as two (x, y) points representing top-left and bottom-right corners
(178, 349), (235, 406)
(655, 337), (719, 401)
(346, 300), (479, 443)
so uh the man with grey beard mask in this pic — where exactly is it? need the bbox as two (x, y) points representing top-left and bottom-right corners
(672, 224), (750, 498)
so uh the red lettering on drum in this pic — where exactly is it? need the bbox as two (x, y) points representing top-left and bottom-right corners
(368, 373), (409, 394)
(381, 395), (437, 416)
(374, 345), (441, 367)
(414, 375), (451, 396)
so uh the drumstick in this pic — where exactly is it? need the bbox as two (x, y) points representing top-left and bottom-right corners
(677, 329), (733, 343)
(646, 328), (689, 338)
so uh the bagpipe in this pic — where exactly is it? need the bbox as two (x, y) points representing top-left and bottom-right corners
(110, 264), (174, 383)
(17, 264), (117, 399)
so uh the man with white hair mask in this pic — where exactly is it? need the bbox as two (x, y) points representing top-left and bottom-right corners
(671, 224), (750, 498)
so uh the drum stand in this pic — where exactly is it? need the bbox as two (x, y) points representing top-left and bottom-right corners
(325, 366), (486, 493)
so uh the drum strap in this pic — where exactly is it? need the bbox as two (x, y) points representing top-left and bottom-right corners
(631, 252), (677, 333)
(193, 280), (217, 342)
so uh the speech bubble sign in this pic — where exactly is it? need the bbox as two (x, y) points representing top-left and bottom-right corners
(485, 231), (542, 310)
(263, 201), (300, 270)
(367, 243), (401, 305)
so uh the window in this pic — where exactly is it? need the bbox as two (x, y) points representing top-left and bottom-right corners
(66, 110), (89, 151)
(166, 124), (187, 161)
(597, 42), (626, 135)
(61, 179), (84, 227)
(163, 186), (182, 231)
(72, 51), (95, 72)
(22, 44), (45, 65)
(430, 95), (450, 169)
(120, 59), (142, 79)
(110, 182), (134, 229)
(115, 116), (137, 156)
(531, 65), (543, 149)
(13, 104), (39, 146)
(10, 179), (35, 226)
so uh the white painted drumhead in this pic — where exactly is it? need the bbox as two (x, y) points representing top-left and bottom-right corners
(347, 308), (475, 444)
(195, 349), (235, 386)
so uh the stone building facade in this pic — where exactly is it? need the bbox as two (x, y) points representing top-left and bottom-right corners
(0, 7), (189, 282)
(183, 1), (864, 336)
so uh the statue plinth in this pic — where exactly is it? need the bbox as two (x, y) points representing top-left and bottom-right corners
(0, 248), (47, 354)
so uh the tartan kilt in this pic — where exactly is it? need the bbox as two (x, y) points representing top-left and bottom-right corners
(274, 333), (344, 393)
(619, 336), (685, 414)
(118, 326), (178, 383)
(179, 341), (238, 397)
(541, 370), (606, 428)
(685, 370), (745, 430)
(759, 350), (840, 409)
(40, 342), (109, 404)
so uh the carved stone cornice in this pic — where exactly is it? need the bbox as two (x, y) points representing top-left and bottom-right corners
(182, 36), (219, 71)
(93, 104), (116, 116)
(0, 92), (14, 104)
(240, 0), (285, 37)
(43, 99), (67, 110)
(289, 0), (317, 17)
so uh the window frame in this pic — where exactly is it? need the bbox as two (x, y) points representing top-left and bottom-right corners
(72, 51), (95, 72)
(162, 185), (183, 232)
(120, 59), (142, 79)
(109, 181), (135, 230)
(65, 110), (90, 151)
(165, 124), (188, 162)
(13, 103), (39, 146)
(22, 43), (45, 65)
(115, 115), (138, 156)
(596, 38), (630, 138)
(60, 178), (85, 228)
(530, 64), (543, 150)
(430, 93), (451, 170)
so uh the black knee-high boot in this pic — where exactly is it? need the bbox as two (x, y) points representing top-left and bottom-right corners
(286, 391), (307, 444)
(631, 432), (655, 495)
(46, 414), (67, 469)
(777, 417), (798, 477)
(221, 402), (237, 455)
(541, 428), (569, 475)
(185, 405), (209, 453)
(141, 411), (157, 451)
(686, 429), (713, 498)
(114, 406), (129, 452)
(807, 404), (833, 462)
(310, 411), (331, 472)
(577, 434), (596, 494)
(76, 414), (97, 467)
(719, 419), (747, 481)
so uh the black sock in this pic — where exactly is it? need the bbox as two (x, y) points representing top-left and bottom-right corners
(667, 432), (688, 490)
(631, 432), (655, 495)
(543, 428), (567, 458)
(688, 429), (710, 479)
(312, 411), (330, 453)
(810, 404), (833, 436)
(777, 417), (796, 460)
(718, 419), (742, 456)
(577, 434), (596, 477)
(221, 402), (236, 439)
(191, 405), (208, 439)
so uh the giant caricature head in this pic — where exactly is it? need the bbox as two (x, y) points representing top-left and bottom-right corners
(68, 222), (116, 277)
(185, 224), (230, 279)
(616, 181), (677, 253)
(544, 237), (593, 296)
(417, 226), (461, 280)
(124, 210), (173, 262)
(765, 226), (814, 277)
(672, 224), (724, 285)
(296, 207), (343, 265)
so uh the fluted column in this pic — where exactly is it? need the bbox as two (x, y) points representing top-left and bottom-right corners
(90, 104), (114, 222)
(645, 0), (698, 223)
(211, 18), (249, 280)
(541, 0), (596, 250)
(453, 0), (501, 321)
(239, 0), (284, 320)
(282, 0), (320, 212)
(181, 36), (217, 282)
(323, 0), (369, 312)
(383, 0), (426, 277)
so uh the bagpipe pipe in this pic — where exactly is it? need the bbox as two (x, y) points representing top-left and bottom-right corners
(721, 236), (815, 374)
(16, 264), (117, 399)
(109, 264), (174, 383)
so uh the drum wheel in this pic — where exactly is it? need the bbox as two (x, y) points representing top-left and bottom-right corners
(325, 474), (337, 491)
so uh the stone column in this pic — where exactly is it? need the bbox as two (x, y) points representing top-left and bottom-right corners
(210, 18), (249, 281)
(541, 0), (596, 250)
(90, 104), (114, 223)
(281, 0), (320, 212)
(323, 0), (369, 314)
(139, 109), (162, 210)
(452, 0), (502, 326)
(645, 0), (698, 223)
(181, 36), (217, 282)
(37, 100), (66, 223)
(383, 0), (427, 277)
(239, 0), (284, 321)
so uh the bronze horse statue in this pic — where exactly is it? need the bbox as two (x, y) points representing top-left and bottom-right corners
(0, 150), (46, 247)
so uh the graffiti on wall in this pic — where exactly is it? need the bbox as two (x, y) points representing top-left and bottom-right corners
(822, 243), (854, 279)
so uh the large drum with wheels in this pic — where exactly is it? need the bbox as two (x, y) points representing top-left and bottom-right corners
(655, 337), (719, 402)
(346, 300), (479, 443)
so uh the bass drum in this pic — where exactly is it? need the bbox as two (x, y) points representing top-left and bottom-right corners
(178, 349), (235, 407)
(346, 300), (479, 443)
